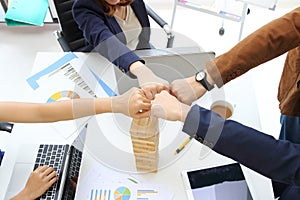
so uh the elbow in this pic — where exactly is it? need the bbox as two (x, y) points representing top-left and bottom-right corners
(294, 167), (300, 186)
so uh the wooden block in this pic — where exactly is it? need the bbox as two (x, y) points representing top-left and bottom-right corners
(130, 117), (159, 173)
(135, 150), (159, 173)
(130, 117), (159, 137)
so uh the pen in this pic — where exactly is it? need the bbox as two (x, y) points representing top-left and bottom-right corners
(174, 136), (193, 155)
(128, 177), (139, 184)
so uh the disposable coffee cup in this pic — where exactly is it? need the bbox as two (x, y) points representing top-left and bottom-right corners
(210, 100), (234, 119)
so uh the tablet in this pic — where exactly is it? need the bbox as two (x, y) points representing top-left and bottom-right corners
(181, 163), (253, 200)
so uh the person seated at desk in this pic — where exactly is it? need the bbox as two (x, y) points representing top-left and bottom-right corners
(1, 88), (150, 199)
(73, 0), (169, 99)
(152, 7), (300, 199)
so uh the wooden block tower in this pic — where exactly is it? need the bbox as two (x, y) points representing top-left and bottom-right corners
(130, 117), (159, 173)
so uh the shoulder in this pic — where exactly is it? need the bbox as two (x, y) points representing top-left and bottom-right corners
(73, 0), (102, 11)
(73, 0), (106, 17)
(131, 0), (147, 13)
(131, 0), (146, 6)
(132, 0), (145, 3)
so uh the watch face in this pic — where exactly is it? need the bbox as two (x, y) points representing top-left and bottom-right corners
(196, 71), (205, 81)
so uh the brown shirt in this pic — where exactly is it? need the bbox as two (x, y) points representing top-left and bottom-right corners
(206, 7), (300, 117)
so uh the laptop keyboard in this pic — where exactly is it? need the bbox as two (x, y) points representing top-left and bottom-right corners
(34, 144), (69, 200)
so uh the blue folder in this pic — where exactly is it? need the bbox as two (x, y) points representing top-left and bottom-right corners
(5, 0), (49, 26)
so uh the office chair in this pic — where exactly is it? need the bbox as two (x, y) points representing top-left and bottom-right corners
(0, 0), (8, 12)
(0, 122), (14, 133)
(52, 0), (174, 52)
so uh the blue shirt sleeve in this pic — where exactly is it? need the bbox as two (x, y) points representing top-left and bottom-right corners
(183, 105), (300, 186)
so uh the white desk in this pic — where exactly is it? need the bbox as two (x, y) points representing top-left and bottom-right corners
(0, 51), (274, 200)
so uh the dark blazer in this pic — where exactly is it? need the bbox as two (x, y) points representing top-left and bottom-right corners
(182, 105), (300, 197)
(72, 0), (151, 73)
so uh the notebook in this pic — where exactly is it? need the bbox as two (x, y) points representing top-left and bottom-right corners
(4, 124), (88, 200)
(4, 0), (49, 26)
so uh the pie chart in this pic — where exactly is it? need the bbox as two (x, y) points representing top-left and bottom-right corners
(113, 186), (131, 200)
(47, 90), (80, 102)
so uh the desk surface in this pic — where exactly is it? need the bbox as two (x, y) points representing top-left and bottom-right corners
(0, 51), (274, 200)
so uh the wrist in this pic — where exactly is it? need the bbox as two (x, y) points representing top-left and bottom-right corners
(111, 96), (127, 115)
(129, 61), (149, 77)
(95, 98), (112, 114)
(180, 103), (191, 122)
(187, 76), (206, 99)
(195, 69), (215, 91)
(205, 69), (215, 86)
(110, 96), (119, 113)
(11, 189), (33, 200)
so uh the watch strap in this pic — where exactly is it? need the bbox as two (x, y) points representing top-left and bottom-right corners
(195, 70), (214, 91)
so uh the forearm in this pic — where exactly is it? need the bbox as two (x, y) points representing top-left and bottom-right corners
(207, 7), (300, 87)
(129, 61), (151, 77)
(42, 98), (112, 122)
(0, 98), (112, 123)
(0, 102), (57, 123)
(183, 105), (300, 186)
(72, 98), (112, 120)
(10, 189), (34, 200)
(95, 38), (143, 72)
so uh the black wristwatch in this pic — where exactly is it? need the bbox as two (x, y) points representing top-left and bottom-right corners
(195, 70), (214, 91)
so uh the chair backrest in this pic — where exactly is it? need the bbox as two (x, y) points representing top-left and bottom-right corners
(1, 0), (8, 12)
(53, 0), (86, 51)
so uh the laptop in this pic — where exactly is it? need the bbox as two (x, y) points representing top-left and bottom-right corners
(181, 163), (253, 200)
(4, 124), (88, 200)
(114, 47), (215, 94)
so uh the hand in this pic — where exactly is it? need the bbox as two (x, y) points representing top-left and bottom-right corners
(112, 87), (151, 118)
(69, 176), (78, 190)
(11, 166), (57, 200)
(151, 90), (191, 122)
(170, 76), (206, 105)
(129, 62), (169, 100)
(139, 74), (169, 100)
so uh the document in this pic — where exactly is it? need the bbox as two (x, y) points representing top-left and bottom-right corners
(27, 53), (97, 139)
(75, 163), (174, 200)
(26, 52), (116, 139)
(5, 0), (49, 26)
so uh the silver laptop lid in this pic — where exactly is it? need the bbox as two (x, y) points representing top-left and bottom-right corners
(58, 124), (88, 200)
(114, 47), (215, 94)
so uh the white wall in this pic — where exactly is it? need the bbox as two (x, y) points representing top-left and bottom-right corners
(146, 0), (300, 8)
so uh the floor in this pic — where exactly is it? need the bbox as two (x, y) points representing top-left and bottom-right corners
(0, 1), (299, 138)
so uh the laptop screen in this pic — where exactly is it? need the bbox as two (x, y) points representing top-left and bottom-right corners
(183, 163), (253, 200)
(60, 124), (88, 200)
